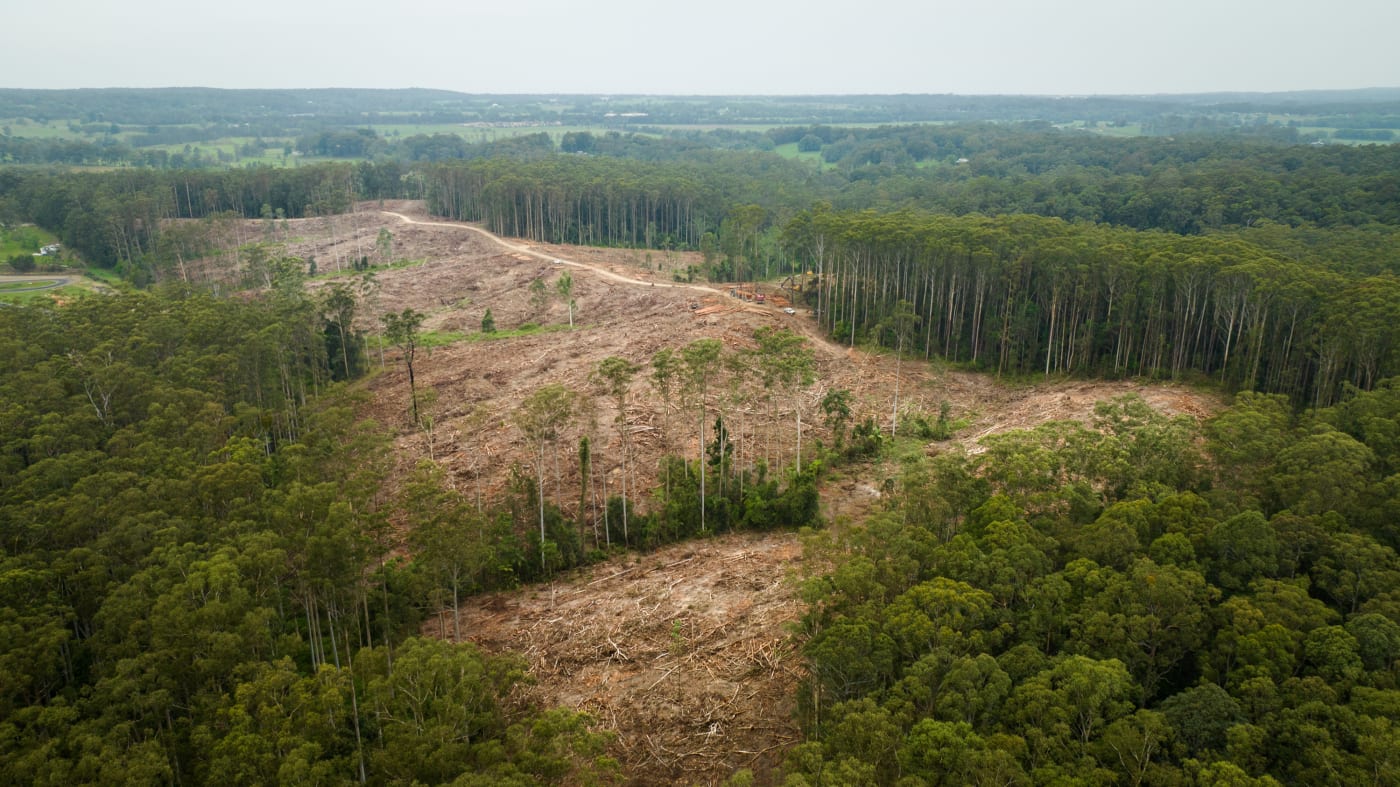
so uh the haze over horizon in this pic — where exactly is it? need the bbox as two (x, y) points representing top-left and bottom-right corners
(4, 0), (1398, 97)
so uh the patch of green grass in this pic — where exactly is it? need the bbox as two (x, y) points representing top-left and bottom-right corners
(773, 142), (821, 160)
(368, 123), (475, 137)
(418, 330), (468, 348)
(82, 267), (124, 286)
(1295, 127), (1394, 146)
(886, 435), (929, 464)
(0, 285), (91, 304)
(0, 119), (84, 139)
(367, 123), (618, 145)
(465, 322), (571, 342)
(0, 225), (60, 258)
(1088, 123), (1145, 137)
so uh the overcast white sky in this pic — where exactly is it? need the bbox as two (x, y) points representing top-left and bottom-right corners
(4, 0), (1397, 95)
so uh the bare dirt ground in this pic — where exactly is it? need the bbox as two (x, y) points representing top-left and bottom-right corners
(186, 200), (1216, 493)
(182, 201), (1222, 785)
(452, 532), (805, 786)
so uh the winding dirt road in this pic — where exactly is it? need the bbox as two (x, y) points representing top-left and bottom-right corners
(378, 210), (852, 360)
(381, 211), (729, 295)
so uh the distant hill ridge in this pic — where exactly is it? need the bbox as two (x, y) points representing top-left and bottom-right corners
(2, 86), (1398, 126)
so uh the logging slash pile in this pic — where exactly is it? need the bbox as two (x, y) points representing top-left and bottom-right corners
(451, 532), (806, 786)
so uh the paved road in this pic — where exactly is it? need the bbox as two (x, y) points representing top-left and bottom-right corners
(0, 274), (70, 293)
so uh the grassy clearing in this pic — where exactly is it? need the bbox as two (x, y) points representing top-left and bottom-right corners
(1296, 127), (1395, 146)
(368, 123), (478, 137)
(1056, 121), (1146, 137)
(417, 330), (468, 348)
(368, 123), (615, 144)
(1075, 122), (1145, 137)
(83, 267), (124, 285)
(397, 322), (571, 350)
(0, 119), (85, 139)
(470, 322), (571, 341)
(772, 142), (825, 164)
(0, 225), (59, 258)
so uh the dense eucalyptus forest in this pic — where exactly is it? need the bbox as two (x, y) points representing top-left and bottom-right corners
(0, 286), (638, 783)
(788, 388), (1400, 785)
(3, 88), (1400, 785)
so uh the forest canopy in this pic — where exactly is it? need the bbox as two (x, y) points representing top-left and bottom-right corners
(789, 390), (1400, 785)
(0, 288), (619, 784)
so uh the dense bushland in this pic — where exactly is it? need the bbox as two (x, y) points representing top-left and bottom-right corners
(790, 392), (1400, 785)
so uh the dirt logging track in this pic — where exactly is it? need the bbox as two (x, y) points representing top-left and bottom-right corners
(198, 201), (1219, 785)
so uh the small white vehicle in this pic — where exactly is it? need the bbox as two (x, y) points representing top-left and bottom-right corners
(783, 307), (796, 315)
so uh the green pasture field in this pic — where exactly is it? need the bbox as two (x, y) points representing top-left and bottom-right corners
(143, 136), (283, 155)
(111, 122), (205, 141)
(143, 141), (234, 154)
(771, 142), (823, 162)
(771, 142), (830, 169)
(1081, 122), (1146, 137)
(367, 123), (615, 142)
(1296, 127), (1396, 146)
(368, 122), (484, 137)
(0, 118), (86, 139)
(1052, 120), (1146, 137)
(645, 120), (951, 133)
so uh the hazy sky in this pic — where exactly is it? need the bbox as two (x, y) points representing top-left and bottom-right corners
(5, 0), (1397, 95)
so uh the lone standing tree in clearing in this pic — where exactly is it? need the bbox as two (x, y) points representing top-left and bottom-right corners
(383, 308), (425, 425)
(556, 271), (575, 328)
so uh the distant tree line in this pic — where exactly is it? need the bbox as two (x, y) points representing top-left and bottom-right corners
(4, 124), (1400, 404)
(419, 153), (817, 249)
(5, 86), (1397, 129)
(7, 120), (1399, 238)
(781, 207), (1400, 406)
